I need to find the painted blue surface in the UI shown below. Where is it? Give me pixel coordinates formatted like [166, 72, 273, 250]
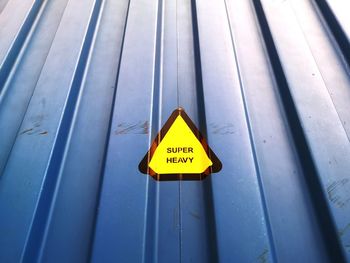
[0, 0, 349, 262]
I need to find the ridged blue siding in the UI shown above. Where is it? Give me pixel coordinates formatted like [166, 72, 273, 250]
[0, 0, 349, 262]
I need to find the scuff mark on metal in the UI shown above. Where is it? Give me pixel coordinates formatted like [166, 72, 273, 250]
[188, 211, 200, 221]
[327, 178, 350, 208]
[20, 128, 34, 135]
[209, 122, 235, 135]
[257, 248, 269, 263]
[114, 121, 149, 135]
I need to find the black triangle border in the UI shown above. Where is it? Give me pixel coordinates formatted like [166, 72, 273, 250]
[139, 108, 222, 181]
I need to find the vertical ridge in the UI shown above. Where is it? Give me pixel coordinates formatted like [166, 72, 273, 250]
[20, 1, 105, 261]
[223, 1, 278, 262]
[0, 0, 71, 176]
[190, 0, 218, 262]
[0, 0, 46, 91]
[142, 0, 164, 261]
[88, 0, 132, 261]
[312, 0, 350, 70]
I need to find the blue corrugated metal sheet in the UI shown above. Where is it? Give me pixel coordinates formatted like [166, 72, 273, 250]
[0, 0, 350, 262]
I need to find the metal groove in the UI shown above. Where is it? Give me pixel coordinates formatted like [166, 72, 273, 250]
[224, 1, 278, 262]
[251, 0, 347, 261]
[142, 0, 164, 260]
[0, 0, 71, 176]
[313, 0, 350, 69]
[190, 0, 218, 261]
[288, 3, 350, 143]
[20, 1, 105, 261]
[0, 0, 45, 91]
[88, 1, 132, 262]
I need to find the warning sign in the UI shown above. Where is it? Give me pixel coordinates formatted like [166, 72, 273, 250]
[139, 108, 222, 181]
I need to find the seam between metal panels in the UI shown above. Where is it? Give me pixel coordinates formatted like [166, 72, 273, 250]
[88, 1, 132, 261]
[0, 0, 70, 176]
[178, 181, 182, 263]
[20, 1, 105, 261]
[154, 0, 165, 261]
[155, 0, 165, 260]
[175, 0, 180, 108]
[289, 3, 350, 143]
[190, 0, 219, 262]
[251, 0, 347, 262]
[312, 0, 350, 70]
[223, 1, 277, 262]
[155, 0, 164, 258]
[0, 0, 46, 91]
[153, 183, 160, 263]
[142, 0, 164, 260]
[175, 0, 183, 261]
[0, 0, 10, 15]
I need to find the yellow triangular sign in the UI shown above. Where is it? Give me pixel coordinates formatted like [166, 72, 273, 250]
[139, 108, 222, 181]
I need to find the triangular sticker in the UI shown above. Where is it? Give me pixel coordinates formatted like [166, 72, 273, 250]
[139, 108, 222, 181]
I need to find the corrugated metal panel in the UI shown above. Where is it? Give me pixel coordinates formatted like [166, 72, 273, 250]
[0, 0, 349, 262]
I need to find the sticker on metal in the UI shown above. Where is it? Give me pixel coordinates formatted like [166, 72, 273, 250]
[139, 108, 222, 181]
